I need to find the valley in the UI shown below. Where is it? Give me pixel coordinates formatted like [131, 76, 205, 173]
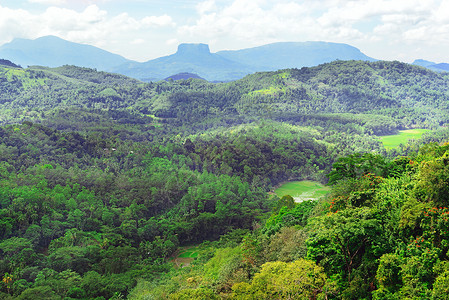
[379, 128, 431, 149]
[274, 181, 330, 202]
[0, 36, 376, 82]
[0, 58, 449, 299]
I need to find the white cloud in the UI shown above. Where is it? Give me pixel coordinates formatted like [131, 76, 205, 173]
[0, 4, 178, 61]
[142, 15, 175, 27]
[2, 0, 449, 63]
[176, 0, 449, 62]
[166, 38, 179, 45]
[131, 38, 145, 45]
[196, 0, 216, 15]
[179, 0, 309, 47]
[434, 1, 449, 23]
[28, 0, 66, 5]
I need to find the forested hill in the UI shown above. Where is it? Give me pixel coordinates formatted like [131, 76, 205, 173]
[0, 59, 21, 68]
[1, 60, 449, 135]
[2, 58, 449, 299]
[0, 37, 375, 81]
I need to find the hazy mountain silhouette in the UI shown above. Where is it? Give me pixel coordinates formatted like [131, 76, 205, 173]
[0, 36, 131, 69]
[113, 43, 256, 82]
[164, 72, 205, 81]
[216, 41, 376, 70]
[413, 59, 449, 73]
[0, 36, 380, 81]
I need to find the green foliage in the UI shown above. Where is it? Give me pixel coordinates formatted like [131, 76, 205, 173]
[414, 151, 449, 205]
[0, 118, 280, 298]
[189, 122, 332, 186]
[169, 287, 219, 300]
[264, 200, 317, 235]
[274, 195, 295, 212]
[327, 152, 385, 184]
[376, 253, 403, 291]
[328, 173, 384, 211]
[379, 129, 430, 149]
[307, 207, 382, 283]
[432, 271, 449, 299]
[16, 286, 60, 300]
[1, 60, 449, 141]
[202, 247, 244, 289]
[231, 259, 331, 299]
[1, 60, 449, 299]
[274, 181, 330, 202]
[399, 198, 429, 232]
[263, 227, 308, 262]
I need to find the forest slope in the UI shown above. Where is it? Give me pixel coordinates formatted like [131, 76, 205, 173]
[1, 58, 449, 299]
[0, 60, 448, 135]
[0, 37, 375, 81]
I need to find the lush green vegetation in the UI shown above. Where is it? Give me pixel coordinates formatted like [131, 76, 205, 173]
[1, 60, 449, 134]
[0, 60, 449, 298]
[380, 129, 431, 149]
[128, 141, 449, 299]
[274, 180, 330, 201]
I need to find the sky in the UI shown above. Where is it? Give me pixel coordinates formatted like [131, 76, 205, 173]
[0, 0, 448, 63]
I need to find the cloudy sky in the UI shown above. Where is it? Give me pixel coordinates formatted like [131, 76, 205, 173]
[1, 0, 448, 63]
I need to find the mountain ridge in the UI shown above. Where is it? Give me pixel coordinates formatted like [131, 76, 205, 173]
[216, 41, 376, 70]
[1, 59, 448, 132]
[412, 59, 449, 72]
[0, 35, 133, 70]
[112, 43, 256, 82]
[0, 36, 380, 81]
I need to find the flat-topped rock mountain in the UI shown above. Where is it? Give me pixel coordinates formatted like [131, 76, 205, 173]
[112, 43, 256, 82]
[0, 36, 379, 81]
[176, 43, 211, 57]
[113, 41, 378, 82]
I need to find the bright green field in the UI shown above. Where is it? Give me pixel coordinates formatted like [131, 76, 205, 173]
[178, 246, 201, 258]
[170, 246, 202, 268]
[275, 180, 330, 202]
[379, 129, 430, 149]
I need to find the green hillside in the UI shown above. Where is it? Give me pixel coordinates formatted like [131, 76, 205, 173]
[2, 60, 449, 134]
[1, 60, 449, 299]
[380, 129, 431, 149]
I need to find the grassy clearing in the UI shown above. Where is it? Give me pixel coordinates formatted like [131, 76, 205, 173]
[379, 129, 430, 149]
[275, 180, 330, 202]
[178, 246, 201, 258]
[249, 86, 286, 96]
[170, 246, 202, 268]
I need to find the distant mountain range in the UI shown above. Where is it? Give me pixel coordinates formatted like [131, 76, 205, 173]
[216, 42, 376, 70]
[0, 36, 130, 70]
[412, 59, 449, 72]
[0, 35, 379, 81]
[112, 43, 256, 82]
[164, 72, 206, 81]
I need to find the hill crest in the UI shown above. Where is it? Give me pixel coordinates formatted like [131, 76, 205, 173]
[1, 36, 377, 81]
[0, 35, 132, 70]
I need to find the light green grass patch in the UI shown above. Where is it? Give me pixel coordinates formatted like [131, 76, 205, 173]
[379, 129, 430, 149]
[275, 180, 330, 202]
[0, 68, 46, 89]
[275, 71, 290, 79]
[170, 245, 202, 268]
[249, 86, 286, 96]
[178, 246, 201, 258]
